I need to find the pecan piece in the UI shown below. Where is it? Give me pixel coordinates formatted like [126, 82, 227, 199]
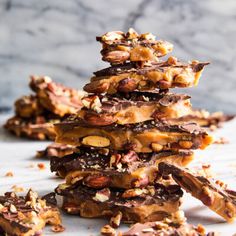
[117, 78, 137, 93]
[83, 82, 109, 94]
[83, 175, 111, 189]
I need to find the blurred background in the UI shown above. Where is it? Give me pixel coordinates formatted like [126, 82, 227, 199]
[0, 0, 235, 113]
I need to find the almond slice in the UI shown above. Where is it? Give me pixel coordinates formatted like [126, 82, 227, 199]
[82, 135, 110, 147]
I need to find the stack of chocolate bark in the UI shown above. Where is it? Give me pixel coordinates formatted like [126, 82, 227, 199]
[51, 28, 215, 228]
[4, 76, 84, 140]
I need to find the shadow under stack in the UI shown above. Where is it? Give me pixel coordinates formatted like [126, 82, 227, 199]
[51, 29, 213, 225]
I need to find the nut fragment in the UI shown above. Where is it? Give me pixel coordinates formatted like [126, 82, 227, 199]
[103, 51, 129, 64]
[179, 141, 193, 149]
[139, 33, 156, 41]
[102, 31, 125, 42]
[151, 143, 163, 152]
[130, 46, 154, 61]
[132, 176, 149, 188]
[84, 82, 109, 94]
[84, 175, 111, 188]
[200, 186, 214, 206]
[10, 204, 17, 213]
[37, 163, 46, 170]
[101, 224, 116, 236]
[121, 151, 138, 164]
[93, 188, 111, 202]
[122, 188, 147, 198]
[110, 211, 122, 228]
[117, 78, 137, 93]
[81, 135, 110, 147]
[167, 56, 178, 65]
[5, 171, 14, 177]
[110, 154, 122, 168]
[126, 28, 139, 39]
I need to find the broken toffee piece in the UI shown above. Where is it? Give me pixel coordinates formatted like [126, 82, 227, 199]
[30, 75, 84, 117]
[79, 91, 192, 125]
[158, 162, 236, 222]
[121, 220, 216, 236]
[15, 95, 44, 118]
[4, 116, 57, 140]
[84, 60, 209, 94]
[54, 120, 213, 153]
[175, 109, 235, 129]
[37, 143, 78, 158]
[50, 148, 194, 188]
[0, 190, 62, 236]
[55, 182, 183, 223]
[97, 29, 173, 64]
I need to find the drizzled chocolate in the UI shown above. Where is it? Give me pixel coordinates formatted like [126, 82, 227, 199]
[84, 92, 190, 114]
[58, 117, 205, 134]
[50, 147, 193, 175]
[93, 61, 209, 78]
[56, 182, 183, 207]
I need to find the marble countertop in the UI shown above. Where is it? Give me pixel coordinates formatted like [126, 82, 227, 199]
[1, 0, 236, 113]
[1, 113, 236, 235]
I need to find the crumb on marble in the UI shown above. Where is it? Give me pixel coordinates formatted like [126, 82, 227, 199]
[37, 163, 46, 170]
[213, 137, 229, 144]
[27, 163, 35, 168]
[11, 185, 25, 192]
[5, 171, 13, 177]
[51, 224, 65, 233]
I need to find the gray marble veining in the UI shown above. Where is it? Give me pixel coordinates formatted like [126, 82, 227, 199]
[0, 0, 235, 112]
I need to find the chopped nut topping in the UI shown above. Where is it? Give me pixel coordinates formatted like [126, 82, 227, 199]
[101, 224, 116, 236]
[122, 188, 148, 198]
[93, 188, 110, 202]
[110, 211, 122, 228]
[9, 204, 17, 213]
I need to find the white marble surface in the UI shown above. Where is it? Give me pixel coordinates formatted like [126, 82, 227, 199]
[1, 113, 236, 235]
[0, 0, 236, 112]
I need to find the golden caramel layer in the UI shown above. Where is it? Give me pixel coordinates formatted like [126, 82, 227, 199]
[84, 60, 208, 94]
[54, 122, 213, 153]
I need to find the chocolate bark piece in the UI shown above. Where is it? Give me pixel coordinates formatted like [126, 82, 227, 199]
[158, 162, 236, 222]
[79, 92, 192, 125]
[97, 29, 173, 64]
[30, 75, 84, 117]
[4, 115, 57, 140]
[55, 182, 183, 223]
[121, 220, 216, 236]
[50, 148, 194, 188]
[83, 60, 209, 94]
[174, 109, 235, 129]
[37, 143, 78, 158]
[54, 119, 213, 153]
[15, 95, 44, 118]
[0, 190, 62, 236]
